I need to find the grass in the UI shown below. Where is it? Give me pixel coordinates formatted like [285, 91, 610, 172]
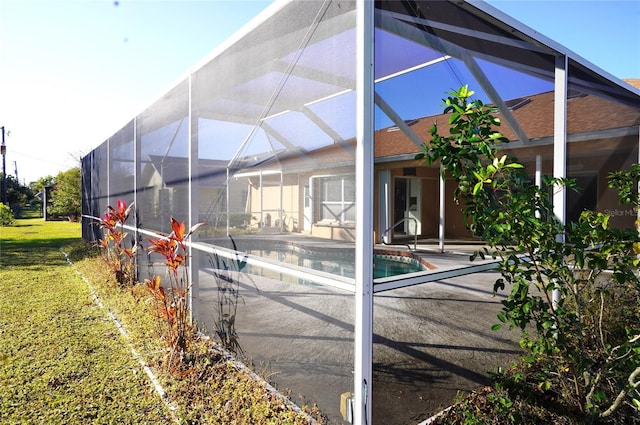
[0, 218, 169, 424]
[0, 217, 321, 424]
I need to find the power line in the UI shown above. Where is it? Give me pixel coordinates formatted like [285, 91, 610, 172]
[10, 149, 74, 168]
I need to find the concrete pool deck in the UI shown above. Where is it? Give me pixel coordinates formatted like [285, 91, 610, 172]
[194, 236, 521, 424]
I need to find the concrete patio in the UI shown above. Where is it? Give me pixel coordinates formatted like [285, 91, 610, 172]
[194, 238, 521, 424]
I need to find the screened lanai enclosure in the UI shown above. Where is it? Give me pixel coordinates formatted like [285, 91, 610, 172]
[81, 1, 640, 423]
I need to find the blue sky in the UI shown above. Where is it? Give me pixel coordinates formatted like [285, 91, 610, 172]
[0, 0, 638, 184]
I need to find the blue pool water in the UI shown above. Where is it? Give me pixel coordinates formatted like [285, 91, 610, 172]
[372, 256, 426, 278]
[245, 248, 426, 279]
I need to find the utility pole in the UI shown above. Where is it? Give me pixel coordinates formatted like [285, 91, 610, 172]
[1, 126, 6, 205]
[13, 161, 18, 182]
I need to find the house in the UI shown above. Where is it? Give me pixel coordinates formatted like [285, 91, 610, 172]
[230, 84, 640, 244]
[373, 85, 640, 241]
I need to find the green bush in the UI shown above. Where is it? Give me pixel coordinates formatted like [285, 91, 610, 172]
[418, 86, 640, 424]
[47, 167, 81, 219]
[0, 203, 14, 226]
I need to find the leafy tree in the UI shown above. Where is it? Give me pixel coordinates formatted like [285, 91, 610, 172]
[417, 86, 639, 423]
[1, 173, 35, 206]
[29, 175, 54, 196]
[26, 175, 54, 216]
[48, 167, 81, 219]
[1, 173, 36, 217]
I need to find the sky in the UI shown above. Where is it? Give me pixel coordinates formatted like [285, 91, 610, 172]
[0, 0, 638, 185]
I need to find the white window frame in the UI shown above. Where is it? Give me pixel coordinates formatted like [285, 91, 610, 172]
[318, 174, 356, 224]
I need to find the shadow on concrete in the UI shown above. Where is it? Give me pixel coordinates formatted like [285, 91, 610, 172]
[195, 246, 521, 425]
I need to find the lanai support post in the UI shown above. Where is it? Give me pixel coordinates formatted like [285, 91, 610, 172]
[188, 74, 200, 322]
[378, 169, 391, 243]
[439, 164, 445, 252]
[134, 118, 141, 282]
[106, 138, 111, 210]
[259, 170, 263, 231]
[355, 0, 374, 423]
[280, 171, 284, 232]
[553, 55, 568, 308]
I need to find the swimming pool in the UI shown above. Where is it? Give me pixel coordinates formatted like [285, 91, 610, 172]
[244, 246, 430, 279]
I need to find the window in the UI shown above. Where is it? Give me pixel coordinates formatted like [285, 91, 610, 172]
[319, 175, 355, 223]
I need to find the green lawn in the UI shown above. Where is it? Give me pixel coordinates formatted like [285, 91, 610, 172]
[0, 218, 320, 425]
[0, 218, 171, 424]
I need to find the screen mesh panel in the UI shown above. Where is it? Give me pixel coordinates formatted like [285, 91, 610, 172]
[79, 1, 640, 422]
[80, 141, 109, 244]
[566, 74, 640, 229]
[197, 252, 354, 423]
[81, 152, 98, 241]
[93, 141, 109, 216]
[137, 81, 189, 234]
[190, 2, 357, 421]
[192, 0, 357, 248]
[108, 121, 135, 207]
[372, 277, 521, 424]
[373, 0, 559, 144]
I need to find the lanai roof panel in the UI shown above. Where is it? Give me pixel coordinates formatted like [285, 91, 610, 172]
[95, 1, 640, 178]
